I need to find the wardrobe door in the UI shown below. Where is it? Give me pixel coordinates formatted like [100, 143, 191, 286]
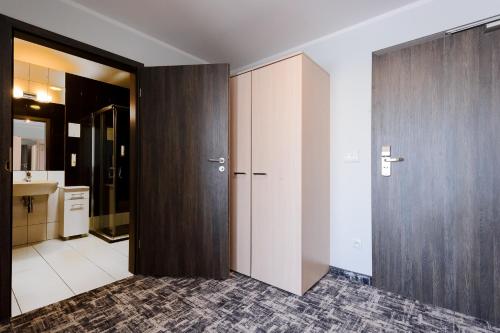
[251, 56, 303, 294]
[230, 73, 252, 275]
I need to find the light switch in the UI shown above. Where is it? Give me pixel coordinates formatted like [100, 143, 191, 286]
[71, 154, 77, 167]
[344, 151, 360, 163]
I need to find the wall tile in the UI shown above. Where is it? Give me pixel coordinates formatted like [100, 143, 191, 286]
[13, 60, 29, 80]
[29, 64, 49, 84]
[28, 195, 48, 225]
[28, 224, 46, 244]
[47, 171, 65, 223]
[13, 226, 28, 247]
[29, 171, 48, 180]
[12, 197, 27, 228]
[47, 222, 59, 240]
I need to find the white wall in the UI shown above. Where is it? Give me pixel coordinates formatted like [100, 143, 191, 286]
[0, 0, 205, 66]
[235, 0, 500, 276]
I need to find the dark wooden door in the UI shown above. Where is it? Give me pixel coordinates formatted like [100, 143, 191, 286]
[373, 26, 500, 325]
[0, 15, 12, 321]
[139, 64, 229, 279]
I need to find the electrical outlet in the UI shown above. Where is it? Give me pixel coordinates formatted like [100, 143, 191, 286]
[353, 239, 362, 249]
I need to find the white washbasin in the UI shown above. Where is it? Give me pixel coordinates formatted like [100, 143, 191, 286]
[13, 180, 59, 197]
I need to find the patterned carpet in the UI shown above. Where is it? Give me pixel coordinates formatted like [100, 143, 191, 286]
[1, 269, 499, 332]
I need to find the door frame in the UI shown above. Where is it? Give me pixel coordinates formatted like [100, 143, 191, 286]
[0, 13, 143, 320]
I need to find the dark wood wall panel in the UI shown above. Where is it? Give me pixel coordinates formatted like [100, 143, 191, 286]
[139, 64, 229, 279]
[372, 26, 500, 325]
[65, 73, 129, 187]
[0, 15, 13, 321]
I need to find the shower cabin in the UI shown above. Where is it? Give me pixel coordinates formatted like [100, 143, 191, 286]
[90, 105, 130, 242]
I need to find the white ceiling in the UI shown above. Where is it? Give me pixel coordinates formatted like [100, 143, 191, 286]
[70, 0, 417, 69]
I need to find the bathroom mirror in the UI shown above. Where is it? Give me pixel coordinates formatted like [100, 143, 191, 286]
[13, 118, 48, 171]
[12, 98, 66, 170]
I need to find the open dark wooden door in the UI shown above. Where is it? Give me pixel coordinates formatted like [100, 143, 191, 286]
[0, 15, 13, 321]
[138, 64, 229, 279]
[372, 25, 500, 325]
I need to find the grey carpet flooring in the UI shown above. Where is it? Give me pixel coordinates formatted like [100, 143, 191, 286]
[1, 269, 499, 332]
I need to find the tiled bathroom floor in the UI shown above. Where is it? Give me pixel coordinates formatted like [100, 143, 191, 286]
[11, 235, 131, 316]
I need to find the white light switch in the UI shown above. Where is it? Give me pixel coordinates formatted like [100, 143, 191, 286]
[344, 151, 360, 163]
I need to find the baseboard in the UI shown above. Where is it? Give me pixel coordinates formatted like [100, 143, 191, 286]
[329, 266, 372, 285]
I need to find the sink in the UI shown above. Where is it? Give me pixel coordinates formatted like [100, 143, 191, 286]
[13, 181, 59, 197]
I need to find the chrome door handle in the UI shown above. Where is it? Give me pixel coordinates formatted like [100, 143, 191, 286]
[383, 157, 404, 162]
[381, 145, 404, 177]
[208, 157, 225, 164]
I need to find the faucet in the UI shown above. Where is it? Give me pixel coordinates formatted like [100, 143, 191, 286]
[25, 170, 32, 183]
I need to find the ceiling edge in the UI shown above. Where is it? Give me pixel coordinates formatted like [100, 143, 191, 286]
[231, 0, 430, 74]
[61, 0, 208, 64]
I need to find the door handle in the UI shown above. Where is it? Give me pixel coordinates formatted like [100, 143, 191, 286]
[381, 145, 404, 177]
[208, 157, 225, 164]
[383, 157, 404, 163]
[4, 147, 12, 172]
[234, 172, 247, 175]
[253, 172, 267, 175]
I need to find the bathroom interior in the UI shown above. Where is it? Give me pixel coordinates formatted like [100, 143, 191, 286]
[11, 37, 132, 315]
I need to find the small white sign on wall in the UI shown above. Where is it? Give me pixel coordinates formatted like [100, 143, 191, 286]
[68, 123, 81, 138]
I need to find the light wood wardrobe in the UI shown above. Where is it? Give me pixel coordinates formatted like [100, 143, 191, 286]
[230, 53, 330, 295]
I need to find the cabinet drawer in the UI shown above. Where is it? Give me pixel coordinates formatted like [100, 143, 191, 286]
[66, 199, 88, 211]
[62, 201, 89, 237]
[64, 191, 89, 201]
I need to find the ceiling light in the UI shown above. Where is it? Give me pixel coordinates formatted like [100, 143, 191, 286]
[49, 86, 62, 91]
[36, 91, 52, 103]
[13, 87, 23, 99]
[29, 105, 40, 110]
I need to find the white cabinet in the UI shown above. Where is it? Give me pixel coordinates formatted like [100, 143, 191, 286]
[58, 186, 90, 238]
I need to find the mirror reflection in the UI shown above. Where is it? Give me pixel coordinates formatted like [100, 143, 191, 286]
[13, 118, 47, 171]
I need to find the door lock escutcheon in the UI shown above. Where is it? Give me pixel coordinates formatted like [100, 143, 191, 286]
[381, 145, 404, 176]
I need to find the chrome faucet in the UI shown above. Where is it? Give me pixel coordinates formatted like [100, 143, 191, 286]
[25, 170, 32, 183]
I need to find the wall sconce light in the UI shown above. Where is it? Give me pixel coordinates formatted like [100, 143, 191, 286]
[36, 91, 52, 103]
[13, 86, 23, 99]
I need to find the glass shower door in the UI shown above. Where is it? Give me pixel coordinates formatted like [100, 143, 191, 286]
[91, 105, 130, 242]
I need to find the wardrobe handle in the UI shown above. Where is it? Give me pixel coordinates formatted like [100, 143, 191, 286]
[234, 172, 247, 175]
[252, 172, 267, 176]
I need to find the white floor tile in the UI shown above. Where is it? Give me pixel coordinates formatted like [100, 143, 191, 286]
[109, 239, 129, 257]
[66, 236, 132, 280]
[33, 240, 115, 294]
[12, 246, 73, 313]
[12, 235, 131, 314]
[11, 291, 21, 317]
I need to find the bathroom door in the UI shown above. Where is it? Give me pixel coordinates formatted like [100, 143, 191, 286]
[138, 64, 229, 279]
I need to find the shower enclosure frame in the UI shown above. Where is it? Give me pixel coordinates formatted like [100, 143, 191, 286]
[91, 104, 130, 242]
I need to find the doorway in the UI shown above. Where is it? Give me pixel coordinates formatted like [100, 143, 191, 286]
[0, 14, 141, 320]
[1, 13, 230, 322]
